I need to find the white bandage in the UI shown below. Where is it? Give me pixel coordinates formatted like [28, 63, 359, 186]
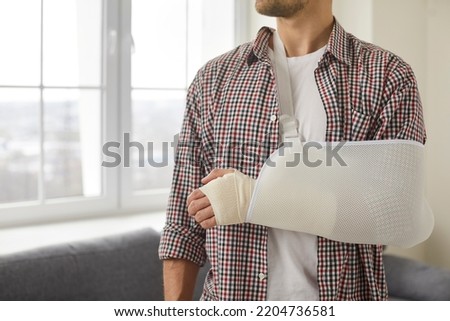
[199, 171, 255, 226]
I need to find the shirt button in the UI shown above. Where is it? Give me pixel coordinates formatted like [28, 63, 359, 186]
[258, 273, 267, 281]
[270, 115, 277, 122]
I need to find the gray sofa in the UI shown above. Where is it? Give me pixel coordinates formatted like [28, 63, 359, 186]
[0, 228, 449, 300]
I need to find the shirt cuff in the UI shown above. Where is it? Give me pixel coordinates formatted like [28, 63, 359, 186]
[158, 222, 206, 266]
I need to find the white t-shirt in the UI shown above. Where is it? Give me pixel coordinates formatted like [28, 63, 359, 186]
[266, 45, 327, 301]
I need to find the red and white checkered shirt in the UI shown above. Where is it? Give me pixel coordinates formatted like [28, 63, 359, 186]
[159, 21, 426, 301]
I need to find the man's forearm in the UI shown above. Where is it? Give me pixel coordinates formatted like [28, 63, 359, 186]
[163, 259, 200, 300]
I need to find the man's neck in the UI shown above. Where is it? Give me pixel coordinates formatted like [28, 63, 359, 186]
[275, 5, 334, 57]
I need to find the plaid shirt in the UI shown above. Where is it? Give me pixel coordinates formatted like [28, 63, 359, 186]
[159, 21, 426, 301]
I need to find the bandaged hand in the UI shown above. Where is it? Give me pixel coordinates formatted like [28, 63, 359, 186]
[187, 168, 234, 229]
[187, 168, 255, 228]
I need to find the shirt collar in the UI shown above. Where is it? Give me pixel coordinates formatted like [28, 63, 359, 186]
[248, 19, 352, 66]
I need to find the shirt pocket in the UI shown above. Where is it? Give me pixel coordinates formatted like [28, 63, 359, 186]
[351, 108, 373, 141]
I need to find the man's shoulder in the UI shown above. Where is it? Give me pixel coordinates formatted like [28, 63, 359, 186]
[195, 42, 254, 81]
[346, 32, 414, 79]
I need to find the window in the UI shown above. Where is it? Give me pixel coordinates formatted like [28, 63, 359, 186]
[0, 0, 242, 226]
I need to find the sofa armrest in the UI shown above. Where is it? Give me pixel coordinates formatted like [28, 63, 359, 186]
[384, 254, 450, 300]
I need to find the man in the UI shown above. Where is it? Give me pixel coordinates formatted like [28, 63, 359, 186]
[159, 0, 426, 300]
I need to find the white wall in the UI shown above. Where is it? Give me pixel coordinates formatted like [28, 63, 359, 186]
[423, 0, 450, 269]
[247, 0, 450, 269]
